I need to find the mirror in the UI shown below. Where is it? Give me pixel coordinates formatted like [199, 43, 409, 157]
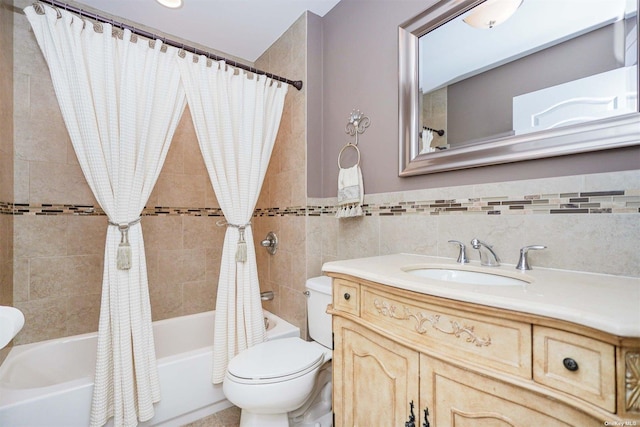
[399, 0, 640, 176]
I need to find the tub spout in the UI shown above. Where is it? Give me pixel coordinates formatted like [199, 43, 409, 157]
[260, 290, 275, 301]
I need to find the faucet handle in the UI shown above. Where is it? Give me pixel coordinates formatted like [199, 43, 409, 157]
[448, 240, 469, 264]
[516, 245, 547, 271]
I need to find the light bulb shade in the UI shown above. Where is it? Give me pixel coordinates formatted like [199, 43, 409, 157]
[463, 0, 523, 29]
[156, 0, 183, 9]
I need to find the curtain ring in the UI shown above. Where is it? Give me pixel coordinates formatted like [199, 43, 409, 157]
[337, 143, 360, 169]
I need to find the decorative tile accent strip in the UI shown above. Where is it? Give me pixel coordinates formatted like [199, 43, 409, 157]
[1, 188, 639, 217]
[0, 202, 12, 215]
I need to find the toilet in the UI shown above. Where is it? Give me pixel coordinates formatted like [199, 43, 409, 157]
[223, 276, 333, 427]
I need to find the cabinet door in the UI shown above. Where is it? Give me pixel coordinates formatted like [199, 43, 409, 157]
[333, 317, 419, 427]
[420, 355, 602, 427]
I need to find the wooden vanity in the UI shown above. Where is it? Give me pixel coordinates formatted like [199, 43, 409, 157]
[324, 255, 640, 427]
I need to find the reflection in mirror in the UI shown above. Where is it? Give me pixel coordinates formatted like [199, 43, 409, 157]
[399, 0, 640, 176]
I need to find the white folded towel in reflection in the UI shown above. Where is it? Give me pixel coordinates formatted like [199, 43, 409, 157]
[336, 164, 364, 218]
[419, 129, 434, 154]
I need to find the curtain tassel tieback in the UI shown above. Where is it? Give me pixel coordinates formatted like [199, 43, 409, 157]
[216, 219, 251, 263]
[108, 217, 142, 270]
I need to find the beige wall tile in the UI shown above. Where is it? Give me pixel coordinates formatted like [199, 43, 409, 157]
[162, 131, 185, 174]
[320, 216, 338, 259]
[379, 214, 439, 257]
[143, 216, 183, 251]
[14, 215, 68, 259]
[305, 253, 323, 279]
[67, 216, 107, 256]
[183, 216, 219, 250]
[150, 284, 183, 321]
[14, 296, 67, 344]
[183, 280, 216, 315]
[337, 216, 380, 260]
[155, 173, 207, 208]
[29, 256, 66, 299]
[583, 170, 640, 192]
[269, 248, 292, 289]
[13, 159, 29, 204]
[12, 258, 29, 303]
[524, 213, 640, 276]
[278, 285, 307, 338]
[29, 161, 95, 205]
[66, 293, 101, 336]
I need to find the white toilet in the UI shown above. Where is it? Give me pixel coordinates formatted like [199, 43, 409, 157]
[223, 276, 333, 427]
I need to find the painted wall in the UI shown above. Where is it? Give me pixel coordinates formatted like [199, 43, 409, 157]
[319, 0, 640, 197]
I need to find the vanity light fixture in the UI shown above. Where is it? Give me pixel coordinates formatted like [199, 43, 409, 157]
[463, 0, 523, 29]
[155, 0, 183, 9]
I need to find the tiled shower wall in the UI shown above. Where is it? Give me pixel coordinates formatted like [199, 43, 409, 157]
[9, 4, 310, 344]
[1, 0, 15, 363]
[254, 14, 310, 335]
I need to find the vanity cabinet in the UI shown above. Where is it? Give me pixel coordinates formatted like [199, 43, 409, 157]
[328, 275, 640, 426]
[333, 317, 419, 426]
[421, 356, 601, 426]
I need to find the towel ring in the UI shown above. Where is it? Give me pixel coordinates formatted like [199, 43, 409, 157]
[338, 143, 360, 169]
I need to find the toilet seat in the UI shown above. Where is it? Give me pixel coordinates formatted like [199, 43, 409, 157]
[227, 337, 326, 385]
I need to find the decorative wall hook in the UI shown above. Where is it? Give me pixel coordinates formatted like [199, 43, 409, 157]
[345, 109, 370, 146]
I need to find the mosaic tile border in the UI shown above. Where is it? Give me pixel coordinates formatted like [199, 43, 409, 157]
[1, 189, 638, 217]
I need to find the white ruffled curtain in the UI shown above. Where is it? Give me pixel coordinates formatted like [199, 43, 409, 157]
[25, 5, 186, 426]
[177, 56, 288, 383]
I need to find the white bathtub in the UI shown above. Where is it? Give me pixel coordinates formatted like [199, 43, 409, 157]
[0, 310, 299, 427]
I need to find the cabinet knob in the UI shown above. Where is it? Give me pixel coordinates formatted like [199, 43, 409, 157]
[343, 293, 351, 300]
[563, 357, 579, 371]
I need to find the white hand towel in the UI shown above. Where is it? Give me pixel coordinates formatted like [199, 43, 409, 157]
[336, 164, 364, 218]
[419, 129, 434, 154]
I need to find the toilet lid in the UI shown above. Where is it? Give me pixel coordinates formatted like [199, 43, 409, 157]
[227, 337, 325, 383]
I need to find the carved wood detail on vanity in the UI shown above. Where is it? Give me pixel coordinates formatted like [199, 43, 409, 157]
[373, 298, 492, 347]
[360, 284, 532, 378]
[626, 351, 640, 412]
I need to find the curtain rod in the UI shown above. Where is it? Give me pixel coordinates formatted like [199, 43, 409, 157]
[35, 0, 304, 91]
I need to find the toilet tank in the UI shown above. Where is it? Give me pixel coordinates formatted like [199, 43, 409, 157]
[306, 276, 333, 349]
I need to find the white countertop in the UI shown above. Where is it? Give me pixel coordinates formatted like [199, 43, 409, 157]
[322, 254, 640, 337]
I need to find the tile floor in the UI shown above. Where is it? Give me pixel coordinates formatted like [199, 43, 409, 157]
[182, 406, 241, 427]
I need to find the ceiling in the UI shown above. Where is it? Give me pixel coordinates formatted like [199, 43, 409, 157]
[73, 0, 341, 62]
[419, 0, 637, 92]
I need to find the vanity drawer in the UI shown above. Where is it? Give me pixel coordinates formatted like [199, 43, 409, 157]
[533, 326, 616, 412]
[360, 285, 532, 378]
[332, 279, 360, 316]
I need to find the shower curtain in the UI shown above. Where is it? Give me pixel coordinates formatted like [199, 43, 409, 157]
[177, 56, 288, 383]
[25, 5, 186, 426]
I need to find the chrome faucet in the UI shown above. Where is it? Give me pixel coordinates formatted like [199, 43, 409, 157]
[448, 240, 469, 264]
[516, 245, 546, 271]
[470, 238, 500, 267]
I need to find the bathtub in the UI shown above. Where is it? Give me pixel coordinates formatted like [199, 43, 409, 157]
[0, 310, 299, 427]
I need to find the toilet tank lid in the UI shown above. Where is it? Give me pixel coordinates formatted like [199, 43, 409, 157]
[305, 276, 332, 295]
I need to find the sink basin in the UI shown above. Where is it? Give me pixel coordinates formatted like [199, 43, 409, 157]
[405, 267, 529, 286]
[0, 306, 25, 349]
